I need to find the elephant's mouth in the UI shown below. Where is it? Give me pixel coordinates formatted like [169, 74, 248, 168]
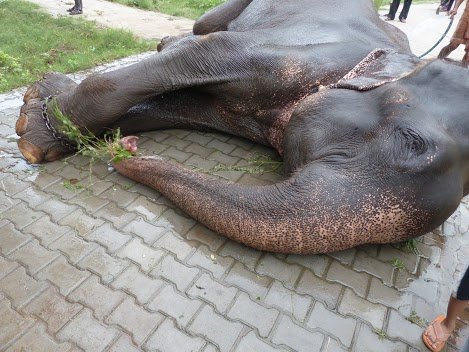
[321, 48, 423, 92]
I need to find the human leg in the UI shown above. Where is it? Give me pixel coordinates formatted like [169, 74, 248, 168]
[69, 0, 82, 15]
[386, 0, 401, 20]
[399, 0, 413, 21]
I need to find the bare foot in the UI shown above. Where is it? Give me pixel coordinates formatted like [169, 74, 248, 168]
[422, 316, 452, 352]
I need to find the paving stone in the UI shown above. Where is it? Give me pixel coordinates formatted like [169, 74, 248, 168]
[161, 146, 191, 163]
[0, 173, 30, 196]
[271, 315, 324, 352]
[185, 143, 214, 158]
[69, 193, 109, 213]
[188, 273, 238, 314]
[406, 277, 439, 304]
[206, 139, 236, 155]
[46, 179, 85, 200]
[0, 257, 18, 280]
[161, 208, 197, 235]
[0, 191, 19, 213]
[107, 297, 164, 346]
[353, 251, 394, 285]
[379, 245, 419, 273]
[12, 186, 50, 207]
[228, 292, 279, 337]
[256, 254, 302, 288]
[387, 309, 428, 349]
[0, 297, 35, 350]
[0, 222, 31, 255]
[265, 280, 312, 322]
[57, 309, 119, 351]
[68, 275, 125, 320]
[100, 185, 140, 207]
[148, 284, 203, 327]
[0, 266, 48, 308]
[367, 277, 412, 310]
[155, 232, 196, 261]
[328, 248, 357, 266]
[219, 241, 261, 270]
[23, 215, 69, 246]
[355, 324, 408, 352]
[185, 131, 214, 146]
[127, 195, 166, 222]
[95, 202, 137, 229]
[144, 318, 205, 352]
[118, 238, 165, 272]
[123, 216, 167, 245]
[296, 270, 342, 309]
[235, 331, 282, 352]
[326, 261, 370, 298]
[8, 239, 60, 274]
[187, 224, 227, 251]
[321, 337, 348, 352]
[224, 262, 271, 301]
[188, 245, 234, 280]
[87, 223, 131, 253]
[338, 289, 386, 330]
[286, 254, 329, 277]
[58, 209, 104, 237]
[36, 257, 90, 296]
[307, 302, 357, 347]
[78, 247, 128, 284]
[23, 287, 82, 333]
[1, 203, 44, 230]
[201, 343, 219, 352]
[138, 138, 170, 155]
[5, 323, 72, 352]
[111, 265, 165, 304]
[36, 198, 77, 222]
[49, 232, 97, 264]
[79, 175, 114, 195]
[189, 305, 243, 352]
[150, 254, 199, 291]
[108, 334, 140, 352]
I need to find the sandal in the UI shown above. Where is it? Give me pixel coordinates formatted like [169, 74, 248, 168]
[422, 316, 451, 352]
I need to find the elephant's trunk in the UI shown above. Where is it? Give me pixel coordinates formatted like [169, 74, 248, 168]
[113, 156, 433, 254]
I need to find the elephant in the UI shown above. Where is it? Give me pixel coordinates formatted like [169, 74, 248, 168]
[15, 0, 469, 254]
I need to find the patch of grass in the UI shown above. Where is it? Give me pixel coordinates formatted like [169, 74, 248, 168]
[0, 0, 154, 93]
[391, 258, 406, 271]
[50, 98, 134, 163]
[62, 178, 85, 191]
[373, 328, 387, 340]
[210, 153, 283, 175]
[401, 238, 421, 255]
[407, 310, 428, 327]
[106, 0, 224, 19]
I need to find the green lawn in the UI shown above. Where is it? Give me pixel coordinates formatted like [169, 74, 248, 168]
[106, 0, 224, 19]
[0, 0, 155, 93]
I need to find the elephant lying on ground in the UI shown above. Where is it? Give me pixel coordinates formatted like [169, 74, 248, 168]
[16, 0, 469, 254]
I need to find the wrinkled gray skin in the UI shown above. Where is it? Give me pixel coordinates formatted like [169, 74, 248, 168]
[17, 0, 469, 254]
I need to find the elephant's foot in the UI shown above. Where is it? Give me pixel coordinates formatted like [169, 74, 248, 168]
[17, 74, 81, 163]
[17, 96, 77, 164]
[23, 72, 77, 104]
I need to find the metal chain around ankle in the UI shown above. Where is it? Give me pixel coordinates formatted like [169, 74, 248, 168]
[41, 96, 76, 150]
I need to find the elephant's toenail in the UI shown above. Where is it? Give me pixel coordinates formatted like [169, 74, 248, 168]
[18, 138, 45, 164]
[15, 113, 28, 136]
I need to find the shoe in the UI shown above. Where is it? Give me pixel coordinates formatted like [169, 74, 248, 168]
[69, 8, 82, 15]
[384, 15, 393, 21]
[66, 6, 75, 12]
[399, 18, 406, 23]
[422, 316, 451, 352]
[436, 6, 441, 14]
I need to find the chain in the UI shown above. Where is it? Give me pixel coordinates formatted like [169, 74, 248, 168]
[41, 96, 76, 150]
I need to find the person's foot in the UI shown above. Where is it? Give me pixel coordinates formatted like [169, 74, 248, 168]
[66, 6, 75, 12]
[399, 18, 406, 23]
[384, 15, 393, 21]
[422, 316, 452, 352]
[69, 8, 82, 15]
[436, 6, 441, 15]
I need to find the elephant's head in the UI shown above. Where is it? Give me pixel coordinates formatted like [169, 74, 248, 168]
[283, 53, 468, 249]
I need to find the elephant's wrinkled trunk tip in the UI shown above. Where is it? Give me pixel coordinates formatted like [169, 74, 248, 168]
[120, 135, 139, 154]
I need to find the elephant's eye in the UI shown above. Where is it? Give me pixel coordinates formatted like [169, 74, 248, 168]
[400, 127, 427, 155]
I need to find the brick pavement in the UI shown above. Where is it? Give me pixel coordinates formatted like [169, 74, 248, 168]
[1, 11, 469, 352]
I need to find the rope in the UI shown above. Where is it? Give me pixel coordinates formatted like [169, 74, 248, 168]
[418, 17, 454, 58]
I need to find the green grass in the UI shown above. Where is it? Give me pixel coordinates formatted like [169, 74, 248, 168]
[0, 0, 155, 93]
[106, 0, 224, 19]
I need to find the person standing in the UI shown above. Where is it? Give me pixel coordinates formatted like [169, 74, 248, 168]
[438, 0, 469, 62]
[422, 266, 469, 352]
[384, 0, 413, 23]
[67, 0, 83, 15]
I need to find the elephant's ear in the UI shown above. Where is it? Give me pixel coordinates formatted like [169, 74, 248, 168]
[329, 49, 423, 91]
